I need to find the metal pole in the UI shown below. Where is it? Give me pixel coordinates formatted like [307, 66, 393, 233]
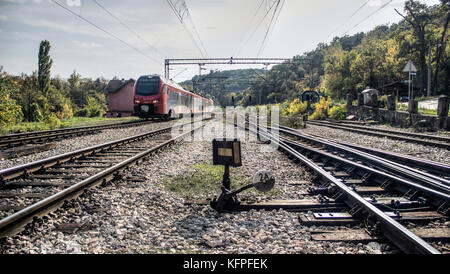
[428, 40, 432, 97]
[408, 73, 411, 100]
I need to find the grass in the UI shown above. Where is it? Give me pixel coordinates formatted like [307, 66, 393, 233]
[0, 116, 141, 135]
[164, 163, 281, 199]
[60, 116, 140, 127]
[395, 104, 446, 116]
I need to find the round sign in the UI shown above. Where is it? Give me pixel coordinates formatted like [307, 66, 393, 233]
[252, 170, 275, 193]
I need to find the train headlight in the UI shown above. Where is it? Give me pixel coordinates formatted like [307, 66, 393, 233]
[135, 100, 141, 104]
[152, 100, 159, 104]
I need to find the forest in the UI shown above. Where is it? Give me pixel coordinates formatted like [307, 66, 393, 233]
[192, 0, 450, 107]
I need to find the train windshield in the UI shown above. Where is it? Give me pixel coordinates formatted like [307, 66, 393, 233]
[136, 77, 160, 96]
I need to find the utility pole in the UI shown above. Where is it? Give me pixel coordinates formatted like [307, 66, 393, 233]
[427, 40, 431, 97]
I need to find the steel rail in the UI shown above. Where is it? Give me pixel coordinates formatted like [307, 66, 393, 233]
[300, 130, 450, 176]
[312, 120, 450, 143]
[278, 136, 450, 200]
[0, 120, 211, 238]
[244, 120, 441, 254]
[0, 119, 203, 183]
[275, 125, 450, 190]
[307, 120, 450, 149]
[0, 120, 155, 147]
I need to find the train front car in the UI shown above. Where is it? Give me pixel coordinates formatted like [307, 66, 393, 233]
[133, 75, 166, 119]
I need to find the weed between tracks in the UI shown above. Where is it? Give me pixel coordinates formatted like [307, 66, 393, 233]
[164, 163, 281, 199]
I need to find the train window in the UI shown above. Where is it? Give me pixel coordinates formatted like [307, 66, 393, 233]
[136, 77, 160, 96]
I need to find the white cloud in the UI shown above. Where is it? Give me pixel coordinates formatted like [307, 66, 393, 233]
[1, 0, 31, 4]
[368, 0, 383, 7]
[22, 18, 111, 39]
[0, 14, 7, 21]
[0, 0, 43, 3]
[73, 40, 103, 49]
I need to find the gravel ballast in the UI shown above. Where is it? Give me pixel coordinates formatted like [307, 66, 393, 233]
[302, 124, 450, 165]
[0, 119, 398, 254]
[0, 121, 177, 170]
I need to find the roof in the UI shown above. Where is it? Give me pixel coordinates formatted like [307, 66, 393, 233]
[361, 89, 379, 94]
[104, 79, 135, 93]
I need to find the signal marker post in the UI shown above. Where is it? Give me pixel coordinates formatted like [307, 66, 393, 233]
[403, 60, 417, 100]
[210, 139, 275, 212]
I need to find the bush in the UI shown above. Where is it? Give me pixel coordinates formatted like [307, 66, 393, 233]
[328, 105, 347, 120]
[57, 103, 73, 119]
[309, 97, 332, 120]
[0, 72, 23, 127]
[74, 108, 89, 117]
[85, 97, 105, 117]
[281, 99, 308, 116]
[43, 112, 61, 129]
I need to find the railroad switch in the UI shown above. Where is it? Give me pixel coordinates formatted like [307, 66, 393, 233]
[210, 139, 275, 212]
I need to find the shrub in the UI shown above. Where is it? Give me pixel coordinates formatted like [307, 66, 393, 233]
[85, 97, 105, 117]
[74, 108, 89, 117]
[281, 99, 308, 116]
[309, 97, 332, 120]
[328, 105, 347, 120]
[57, 103, 73, 119]
[287, 99, 308, 116]
[43, 112, 61, 129]
[0, 72, 23, 127]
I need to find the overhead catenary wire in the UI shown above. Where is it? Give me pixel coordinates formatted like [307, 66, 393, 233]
[166, 0, 209, 58]
[50, 0, 163, 66]
[342, 0, 394, 36]
[91, 0, 168, 60]
[257, 0, 285, 57]
[326, 0, 371, 40]
[235, 0, 280, 57]
[233, 0, 266, 57]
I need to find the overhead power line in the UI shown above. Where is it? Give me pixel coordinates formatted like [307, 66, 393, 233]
[235, 0, 280, 57]
[342, 0, 394, 36]
[91, 0, 168, 60]
[257, 0, 285, 57]
[166, 0, 209, 58]
[326, 0, 371, 40]
[50, 0, 163, 66]
[233, 0, 265, 57]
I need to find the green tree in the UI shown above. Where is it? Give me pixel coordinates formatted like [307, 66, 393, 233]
[38, 40, 53, 96]
[0, 70, 23, 127]
[395, 0, 432, 97]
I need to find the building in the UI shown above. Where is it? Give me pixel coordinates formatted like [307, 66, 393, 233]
[104, 79, 135, 118]
[377, 82, 418, 102]
[361, 88, 380, 105]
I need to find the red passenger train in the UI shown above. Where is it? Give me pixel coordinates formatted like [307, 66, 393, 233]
[133, 75, 214, 119]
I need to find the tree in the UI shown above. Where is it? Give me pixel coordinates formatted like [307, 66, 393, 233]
[38, 40, 53, 96]
[395, 0, 432, 97]
[0, 69, 23, 127]
[433, 0, 450, 94]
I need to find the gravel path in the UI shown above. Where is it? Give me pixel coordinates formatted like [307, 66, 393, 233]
[303, 124, 450, 165]
[0, 120, 177, 170]
[0, 120, 395, 254]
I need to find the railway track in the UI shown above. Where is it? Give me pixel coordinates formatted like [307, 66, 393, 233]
[0, 119, 156, 149]
[0, 117, 212, 238]
[307, 120, 450, 150]
[237, 114, 449, 254]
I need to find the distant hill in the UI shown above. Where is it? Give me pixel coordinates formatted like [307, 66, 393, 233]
[180, 68, 266, 107]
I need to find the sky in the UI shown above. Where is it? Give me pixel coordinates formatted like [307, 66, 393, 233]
[0, 0, 442, 81]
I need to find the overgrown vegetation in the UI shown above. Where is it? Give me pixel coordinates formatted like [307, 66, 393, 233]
[165, 163, 280, 198]
[185, 1, 449, 108]
[0, 40, 110, 132]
